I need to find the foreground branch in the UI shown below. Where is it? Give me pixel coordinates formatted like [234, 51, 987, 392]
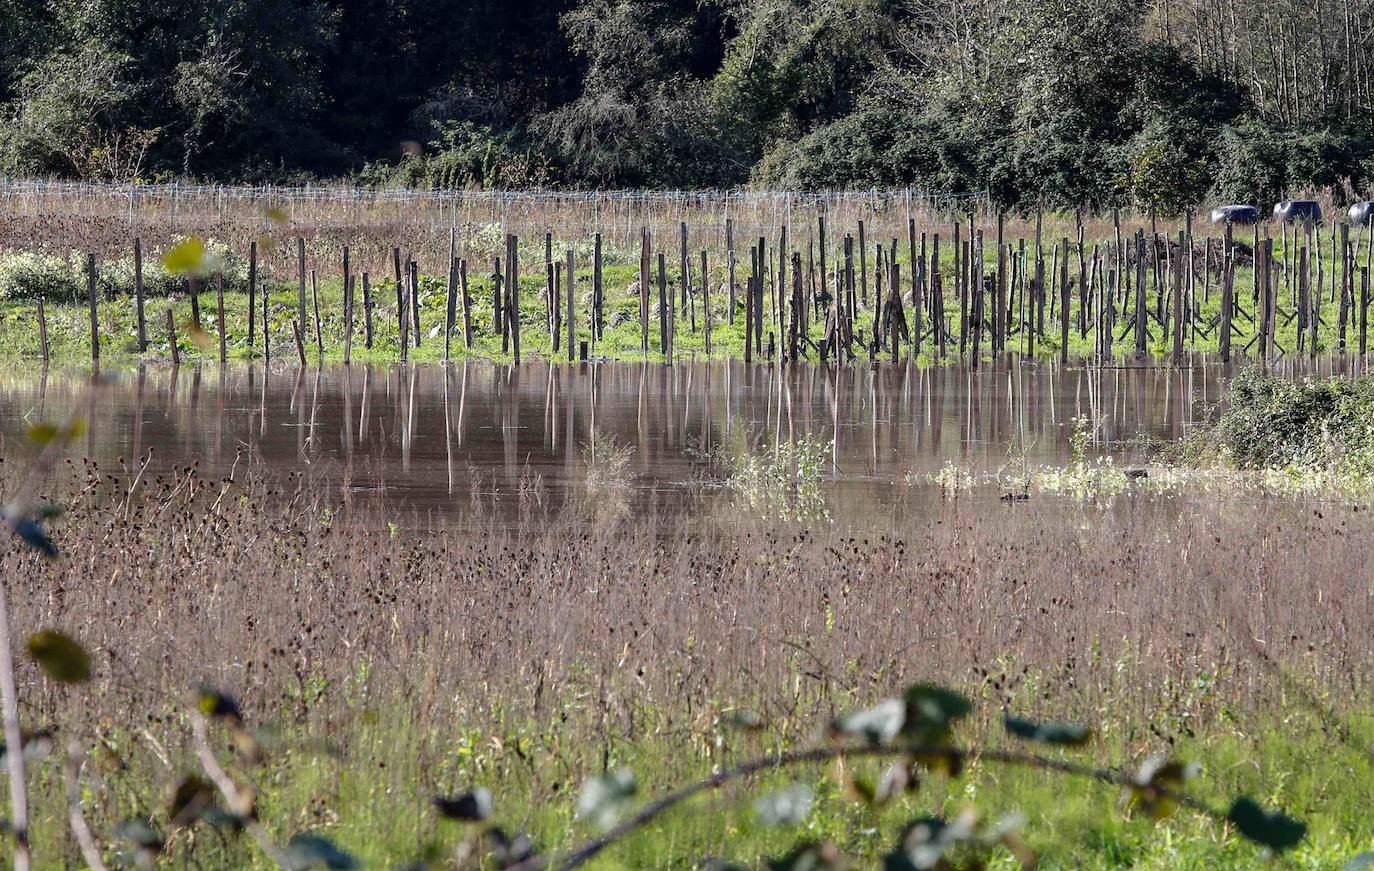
[512, 743, 1222, 871]
[189, 710, 289, 869]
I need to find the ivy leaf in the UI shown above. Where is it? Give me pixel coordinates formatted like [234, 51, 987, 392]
[115, 817, 163, 852]
[11, 517, 58, 558]
[26, 629, 91, 682]
[182, 319, 215, 351]
[755, 783, 813, 827]
[282, 833, 361, 870]
[163, 238, 209, 276]
[1227, 797, 1307, 852]
[195, 684, 244, 722]
[874, 761, 917, 805]
[1122, 754, 1199, 821]
[576, 768, 636, 831]
[900, 685, 971, 746]
[25, 422, 60, 445]
[831, 698, 904, 746]
[890, 813, 977, 870]
[264, 206, 290, 226]
[723, 709, 765, 732]
[766, 840, 847, 871]
[431, 788, 492, 822]
[167, 774, 216, 824]
[1003, 714, 1092, 747]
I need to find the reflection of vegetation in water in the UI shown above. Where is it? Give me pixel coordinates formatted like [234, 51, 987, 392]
[1037, 416, 1130, 500]
[724, 434, 832, 522]
[1159, 368, 1374, 497]
[581, 431, 635, 510]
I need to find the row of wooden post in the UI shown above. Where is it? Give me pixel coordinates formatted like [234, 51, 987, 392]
[54, 216, 1374, 367]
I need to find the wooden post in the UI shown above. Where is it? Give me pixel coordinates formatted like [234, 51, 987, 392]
[393, 248, 406, 354]
[87, 253, 99, 363]
[680, 221, 690, 318]
[262, 283, 270, 363]
[726, 218, 736, 325]
[702, 249, 711, 355]
[1362, 267, 1369, 355]
[409, 258, 422, 348]
[1220, 229, 1234, 362]
[593, 233, 604, 341]
[37, 298, 49, 364]
[292, 320, 307, 365]
[312, 269, 324, 360]
[493, 257, 504, 341]
[1171, 232, 1184, 364]
[858, 219, 868, 308]
[297, 238, 308, 343]
[547, 260, 558, 350]
[445, 252, 458, 361]
[247, 239, 257, 348]
[344, 276, 354, 365]
[134, 238, 147, 351]
[190, 275, 201, 329]
[745, 249, 755, 363]
[166, 308, 178, 366]
[1061, 238, 1071, 363]
[362, 272, 374, 349]
[1134, 232, 1147, 356]
[460, 260, 472, 349]
[657, 251, 669, 361]
[509, 234, 521, 365]
[640, 228, 650, 356]
[216, 271, 226, 363]
[566, 248, 575, 362]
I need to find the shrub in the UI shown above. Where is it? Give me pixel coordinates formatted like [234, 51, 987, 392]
[1216, 369, 1374, 473]
[0, 252, 84, 301]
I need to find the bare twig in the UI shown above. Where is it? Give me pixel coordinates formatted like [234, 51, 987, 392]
[510, 743, 1223, 871]
[0, 584, 31, 871]
[189, 710, 288, 869]
[64, 741, 108, 871]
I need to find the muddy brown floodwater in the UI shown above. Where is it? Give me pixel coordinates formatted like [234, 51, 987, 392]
[0, 357, 1345, 521]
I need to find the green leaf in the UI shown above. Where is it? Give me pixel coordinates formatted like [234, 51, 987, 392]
[195, 684, 244, 721]
[1227, 796, 1307, 852]
[431, 788, 492, 821]
[755, 783, 813, 827]
[167, 774, 216, 823]
[163, 237, 208, 276]
[1122, 754, 1199, 821]
[115, 817, 163, 851]
[831, 697, 904, 745]
[1003, 714, 1092, 747]
[900, 685, 971, 746]
[576, 768, 636, 831]
[26, 629, 91, 683]
[25, 422, 59, 445]
[283, 833, 361, 870]
[766, 840, 847, 871]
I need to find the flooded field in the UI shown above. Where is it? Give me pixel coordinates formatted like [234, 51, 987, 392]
[0, 358, 1258, 519]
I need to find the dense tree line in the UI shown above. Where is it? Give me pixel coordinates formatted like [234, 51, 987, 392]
[4, 0, 1374, 210]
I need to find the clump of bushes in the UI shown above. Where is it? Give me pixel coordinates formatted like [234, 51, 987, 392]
[1216, 369, 1374, 474]
[0, 239, 251, 301]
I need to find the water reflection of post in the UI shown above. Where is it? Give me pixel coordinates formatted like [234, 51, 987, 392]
[563, 365, 575, 489]
[443, 364, 453, 495]
[291, 365, 305, 457]
[636, 361, 647, 460]
[403, 363, 416, 472]
[307, 365, 321, 458]
[829, 365, 840, 474]
[457, 361, 468, 449]
[343, 364, 354, 460]
[214, 362, 224, 464]
[544, 363, 555, 451]
[132, 364, 145, 463]
[359, 365, 372, 443]
[187, 365, 202, 458]
[503, 365, 519, 491]
[259, 363, 268, 440]
[37, 363, 48, 420]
